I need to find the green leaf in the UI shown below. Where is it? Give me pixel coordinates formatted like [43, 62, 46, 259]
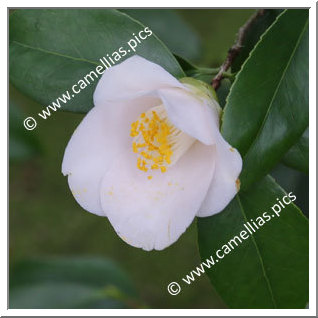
[222, 9, 309, 190]
[271, 163, 308, 216]
[174, 54, 199, 74]
[197, 176, 308, 308]
[216, 78, 232, 108]
[120, 9, 202, 61]
[10, 257, 140, 309]
[283, 128, 308, 174]
[232, 9, 283, 72]
[9, 9, 184, 113]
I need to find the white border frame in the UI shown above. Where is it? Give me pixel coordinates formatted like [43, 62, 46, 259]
[3, 1, 316, 316]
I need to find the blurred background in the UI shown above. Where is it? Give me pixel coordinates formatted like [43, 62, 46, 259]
[9, 9, 308, 309]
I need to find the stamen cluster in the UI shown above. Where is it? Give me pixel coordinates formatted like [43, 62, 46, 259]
[130, 110, 173, 174]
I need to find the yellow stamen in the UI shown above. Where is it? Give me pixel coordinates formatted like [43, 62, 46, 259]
[130, 109, 174, 175]
[130, 105, 195, 178]
[132, 142, 138, 153]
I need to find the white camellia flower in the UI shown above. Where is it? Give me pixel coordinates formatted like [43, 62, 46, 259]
[62, 55, 242, 251]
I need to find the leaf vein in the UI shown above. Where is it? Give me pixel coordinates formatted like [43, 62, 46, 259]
[243, 17, 309, 159]
[236, 195, 277, 308]
[11, 40, 99, 66]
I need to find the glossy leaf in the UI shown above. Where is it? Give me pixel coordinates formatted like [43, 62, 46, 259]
[222, 9, 309, 190]
[232, 9, 282, 72]
[121, 9, 202, 61]
[174, 54, 198, 74]
[216, 79, 232, 108]
[271, 163, 309, 217]
[9, 9, 184, 113]
[198, 176, 308, 308]
[283, 127, 309, 174]
[10, 257, 139, 309]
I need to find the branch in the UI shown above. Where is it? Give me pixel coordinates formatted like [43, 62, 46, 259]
[212, 9, 265, 90]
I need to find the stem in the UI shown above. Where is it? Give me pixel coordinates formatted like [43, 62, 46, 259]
[212, 9, 265, 90]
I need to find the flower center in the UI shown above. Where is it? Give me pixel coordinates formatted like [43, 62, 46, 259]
[130, 105, 195, 174]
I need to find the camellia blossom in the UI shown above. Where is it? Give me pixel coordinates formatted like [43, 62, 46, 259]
[62, 55, 242, 251]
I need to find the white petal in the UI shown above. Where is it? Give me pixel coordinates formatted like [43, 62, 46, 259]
[197, 132, 243, 217]
[100, 142, 216, 251]
[62, 96, 159, 216]
[157, 87, 220, 145]
[93, 55, 183, 105]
